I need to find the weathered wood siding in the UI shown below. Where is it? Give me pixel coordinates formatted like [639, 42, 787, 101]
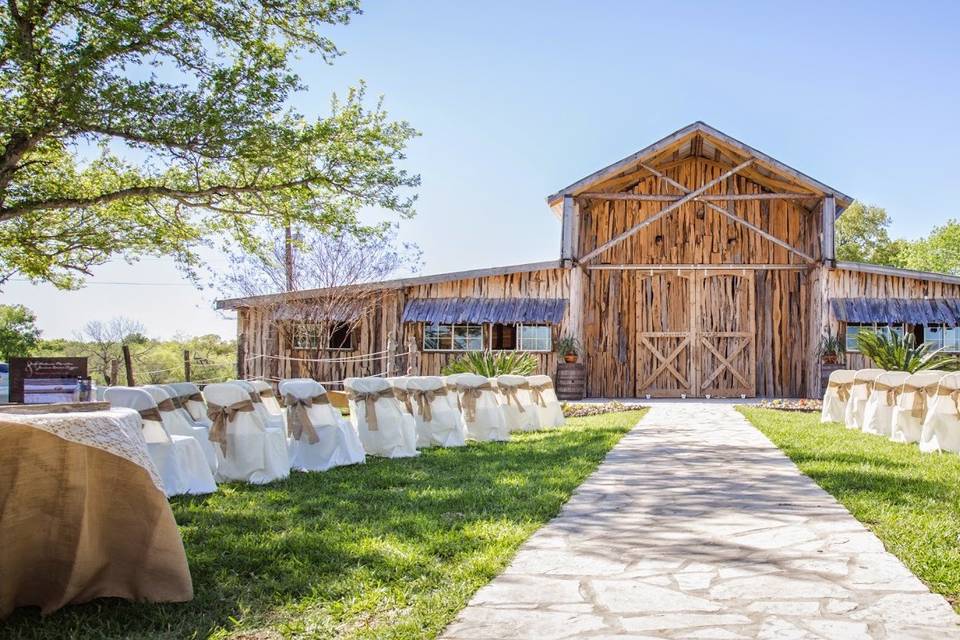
[237, 267, 569, 387]
[827, 268, 960, 370]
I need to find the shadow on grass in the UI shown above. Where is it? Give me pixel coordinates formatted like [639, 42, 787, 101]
[1, 411, 644, 640]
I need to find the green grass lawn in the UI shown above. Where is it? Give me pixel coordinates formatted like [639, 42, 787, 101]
[739, 407, 960, 611]
[2, 410, 644, 640]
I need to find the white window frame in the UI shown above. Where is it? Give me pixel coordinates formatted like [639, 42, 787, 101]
[422, 323, 484, 352]
[516, 324, 553, 352]
[844, 322, 905, 353]
[921, 323, 960, 353]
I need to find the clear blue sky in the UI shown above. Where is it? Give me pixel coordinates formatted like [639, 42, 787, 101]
[11, 0, 960, 339]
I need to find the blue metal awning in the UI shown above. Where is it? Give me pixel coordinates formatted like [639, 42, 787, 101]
[831, 297, 960, 325]
[402, 298, 567, 324]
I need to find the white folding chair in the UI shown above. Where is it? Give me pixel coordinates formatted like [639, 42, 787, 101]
[144, 385, 218, 473]
[452, 374, 510, 442]
[861, 371, 910, 437]
[527, 375, 565, 428]
[496, 374, 539, 431]
[820, 369, 855, 424]
[343, 377, 418, 458]
[249, 379, 285, 417]
[892, 370, 946, 444]
[278, 378, 365, 471]
[844, 369, 884, 430]
[104, 387, 216, 496]
[203, 382, 289, 483]
[920, 372, 960, 454]
[404, 376, 467, 447]
[169, 381, 211, 428]
[229, 380, 285, 431]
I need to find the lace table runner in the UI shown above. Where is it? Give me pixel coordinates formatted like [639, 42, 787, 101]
[2, 409, 164, 492]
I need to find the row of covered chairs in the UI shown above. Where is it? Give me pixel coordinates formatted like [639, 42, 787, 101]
[342, 373, 566, 458]
[821, 368, 960, 452]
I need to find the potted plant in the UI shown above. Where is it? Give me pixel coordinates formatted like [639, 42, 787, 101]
[557, 335, 581, 364]
[819, 333, 845, 365]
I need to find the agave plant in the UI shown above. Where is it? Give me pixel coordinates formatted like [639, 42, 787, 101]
[855, 329, 955, 373]
[441, 350, 538, 377]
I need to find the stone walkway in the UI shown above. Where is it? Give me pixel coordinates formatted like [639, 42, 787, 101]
[441, 403, 960, 639]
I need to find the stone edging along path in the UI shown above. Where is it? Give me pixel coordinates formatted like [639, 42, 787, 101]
[441, 402, 960, 639]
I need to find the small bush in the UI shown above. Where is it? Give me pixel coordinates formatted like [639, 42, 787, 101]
[563, 401, 636, 418]
[441, 351, 538, 377]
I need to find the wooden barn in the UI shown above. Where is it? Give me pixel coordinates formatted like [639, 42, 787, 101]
[217, 122, 960, 399]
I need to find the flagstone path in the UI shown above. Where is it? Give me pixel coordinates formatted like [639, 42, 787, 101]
[441, 402, 960, 639]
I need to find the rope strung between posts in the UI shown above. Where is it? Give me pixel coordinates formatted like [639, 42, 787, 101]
[244, 350, 391, 364]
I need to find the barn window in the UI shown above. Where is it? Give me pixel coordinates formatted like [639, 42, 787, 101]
[489, 324, 552, 352]
[844, 323, 904, 352]
[423, 324, 483, 351]
[291, 323, 354, 350]
[920, 324, 960, 352]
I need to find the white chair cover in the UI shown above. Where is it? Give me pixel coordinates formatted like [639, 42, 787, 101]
[169, 381, 211, 428]
[892, 370, 946, 444]
[452, 374, 509, 442]
[343, 377, 418, 458]
[496, 375, 539, 431]
[104, 387, 216, 496]
[844, 369, 884, 430]
[203, 382, 289, 484]
[527, 375, 565, 427]
[144, 385, 218, 473]
[249, 379, 285, 417]
[278, 378, 365, 471]
[861, 371, 910, 437]
[920, 373, 960, 453]
[403, 376, 467, 447]
[820, 369, 855, 424]
[229, 380, 285, 431]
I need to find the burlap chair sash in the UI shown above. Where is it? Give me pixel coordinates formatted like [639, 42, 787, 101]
[409, 387, 448, 423]
[206, 399, 256, 454]
[900, 383, 939, 418]
[394, 389, 415, 415]
[871, 381, 901, 406]
[826, 380, 852, 403]
[186, 392, 203, 403]
[935, 385, 960, 416]
[156, 398, 178, 413]
[346, 388, 396, 431]
[248, 391, 263, 405]
[458, 382, 495, 423]
[259, 388, 276, 399]
[446, 383, 462, 411]
[528, 380, 553, 407]
[137, 407, 163, 423]
[168, 395, 184, 410]
[500, 382, 528, 413]
[283, 393, 327, 444]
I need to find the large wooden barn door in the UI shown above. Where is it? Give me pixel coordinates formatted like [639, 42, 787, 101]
[635, 272, 695, 397]
[696, 271, 756, 398]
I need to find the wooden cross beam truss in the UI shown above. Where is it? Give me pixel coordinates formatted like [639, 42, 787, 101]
[576, 158, 815, 265]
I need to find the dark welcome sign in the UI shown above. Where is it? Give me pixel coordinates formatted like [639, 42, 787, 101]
[9, 357, 88, 404]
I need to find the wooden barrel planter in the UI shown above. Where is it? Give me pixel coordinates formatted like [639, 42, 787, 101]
[555, 363, 587, 400]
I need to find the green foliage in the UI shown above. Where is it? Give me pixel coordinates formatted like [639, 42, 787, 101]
[0, 304, 40, 361]
[855, 329, 953, 373]
[835, 202, 906, 266]
[0, 1, 419, 288]
[441, 350, 538, 377]
[0, 410, 645, 639]
[556, 335, 581, 356]
[899, 219, 960, 276]
[818, 332, 845, 359]
[741, 407, 960, 611]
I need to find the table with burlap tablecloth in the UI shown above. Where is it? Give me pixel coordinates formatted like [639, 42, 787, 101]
[0, 408, 193, 618]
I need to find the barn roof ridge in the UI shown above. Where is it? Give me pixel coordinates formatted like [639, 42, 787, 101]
[545, 121, 854, 210]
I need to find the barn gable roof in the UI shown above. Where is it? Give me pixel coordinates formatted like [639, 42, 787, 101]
[545, 121, 854, 212]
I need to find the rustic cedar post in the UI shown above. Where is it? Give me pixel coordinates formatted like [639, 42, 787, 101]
[108, 358, 119, 386]
[236, 333, 245, 380]
[406, 335, 419, 375]
[385, 336, 395, 377]
[822, 195, 836, 266]
[121, 345, 135, 386]
[183, 350, 191, 382]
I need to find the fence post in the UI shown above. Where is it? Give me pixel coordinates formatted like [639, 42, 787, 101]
[183, 350, 191, 382]
[122, 345, 135, 386]
[109, 358, 119, 386]
[386, 336, 395, 377]
[406, 335, 419, 375]
[236, 333, 245, 380]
